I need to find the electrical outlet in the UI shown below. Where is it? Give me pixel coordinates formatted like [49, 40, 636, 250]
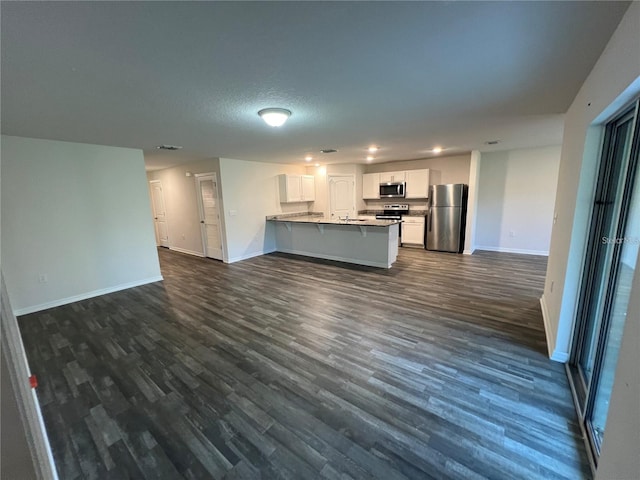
[229, 210, 237, 217]
[509, 230, 516, 237]
[181, 234, 186, 240]
[38, 274, 48, 284]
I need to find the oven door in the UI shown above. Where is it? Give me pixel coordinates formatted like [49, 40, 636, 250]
[379, 182, 406, 198]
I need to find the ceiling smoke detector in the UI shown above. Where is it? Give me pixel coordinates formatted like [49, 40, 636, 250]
[320, 149, 338, 154]
[156, 144, 183, 151]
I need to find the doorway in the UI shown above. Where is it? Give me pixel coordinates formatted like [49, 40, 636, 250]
[328, 175, 356, 220]
[569, 98, 639, 464]
[149, 180, 169, 247]
[195, 173, 224, 260]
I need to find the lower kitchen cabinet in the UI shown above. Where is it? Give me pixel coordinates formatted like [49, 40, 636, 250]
[401, 216, 425, 246]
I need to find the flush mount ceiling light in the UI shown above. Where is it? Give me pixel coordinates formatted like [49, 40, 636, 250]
[368, 146, 379, 153]
[432, 146, 443, 154]
[258, 108, 291, 127]
[305, 155, 313, 162]
[366, 156, 374, 161]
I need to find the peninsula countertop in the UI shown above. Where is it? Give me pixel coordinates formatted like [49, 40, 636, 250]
[266, 213, 401, 227]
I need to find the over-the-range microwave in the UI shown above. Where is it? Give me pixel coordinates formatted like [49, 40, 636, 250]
[379, 182, 406, 198]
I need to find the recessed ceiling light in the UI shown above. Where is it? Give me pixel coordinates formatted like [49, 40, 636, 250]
[258, 108, 291, 127]
[368, 146, 379, 153]
[314, 163, 320, 167]
[366, 156, 374, 161]
[156, 144, 183, 151]
[305, 156, 313, 162]
[320, 148, 338, 154]
[432, 147, 443, 154]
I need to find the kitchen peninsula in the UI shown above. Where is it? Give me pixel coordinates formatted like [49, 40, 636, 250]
[267, 213, 400, 268]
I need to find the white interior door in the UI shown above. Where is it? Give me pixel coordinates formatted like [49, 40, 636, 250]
[196, 173, 223, 260]
[329, 175, 355, 219]
[149, 180, 169, 247]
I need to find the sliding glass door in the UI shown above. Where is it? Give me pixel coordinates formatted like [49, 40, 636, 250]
[570, 98, 639, 461]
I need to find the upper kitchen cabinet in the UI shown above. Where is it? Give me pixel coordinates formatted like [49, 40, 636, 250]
[301, 174, 315, 201]
[362, 173, 380, 199]
[279, 174, 315, 202]
[405, 169, 430, 199]
[379, 171, 405, 183]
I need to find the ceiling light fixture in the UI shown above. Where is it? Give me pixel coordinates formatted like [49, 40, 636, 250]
[366, 156, 374, 161]
[368, 146, 379, 153]
[305, 156, 313, 162]
[258, 108, 291, 127]
[314, 163, 320, 167]
[432, 147, 443, 154]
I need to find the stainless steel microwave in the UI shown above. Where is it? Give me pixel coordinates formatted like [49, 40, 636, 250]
[379, 182, 406, 198]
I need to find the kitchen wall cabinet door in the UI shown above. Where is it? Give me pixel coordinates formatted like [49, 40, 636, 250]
[279, 174, 315, 202]
[301, 175, 315, 201]
[405, 169, 430, 199]
[362, 173, 380, 199]
[379, 171, 406, 183]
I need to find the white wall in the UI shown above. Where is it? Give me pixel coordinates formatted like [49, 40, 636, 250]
[536, 2, 639, 478]
[1, 136, 162, 314]
[475, 146, 561, 255]
[147, 159, 223, 257]
[542, 1, 639, 361]
[463, 150, 481, 254]
[218, 158, 307, 262]
[364, 153, 471, 184]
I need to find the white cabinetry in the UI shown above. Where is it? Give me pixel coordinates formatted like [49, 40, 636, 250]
[301, 175, 316, 201]
[405, 169, 430, 199]
[379, 171, 406, 183]
[362, 173, 380, 199]
[401, 216, 425, 246]
[279, 174, 315, 202]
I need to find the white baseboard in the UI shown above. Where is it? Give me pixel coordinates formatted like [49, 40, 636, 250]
[13, 275, 164, 316]
[540, 295, 570, 363]
[276, 248, 391, 269]
[169, 246, 205, 257]
[463, 249, 474, 255]
[475, 245, 549, 256]
[226, 249, 275, 264]
[551, 350, 570, 363]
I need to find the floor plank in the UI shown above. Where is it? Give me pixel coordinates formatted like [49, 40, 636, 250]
[18, 248, 591, 479]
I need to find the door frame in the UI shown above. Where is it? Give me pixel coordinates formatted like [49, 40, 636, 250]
[194, 172, 226, 261]
[328, 174, 356, 219]
[568, 97, 640, 465]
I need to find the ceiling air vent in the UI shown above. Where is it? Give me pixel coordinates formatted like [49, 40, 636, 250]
[484, 140, 500, 145]
[320, 149, 338, 154]
[156, 144, 183, 151]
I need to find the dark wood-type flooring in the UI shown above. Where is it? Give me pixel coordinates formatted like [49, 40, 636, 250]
[18, 248, 591, 479]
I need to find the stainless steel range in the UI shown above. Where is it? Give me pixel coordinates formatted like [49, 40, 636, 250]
[375, 204, 409, 220]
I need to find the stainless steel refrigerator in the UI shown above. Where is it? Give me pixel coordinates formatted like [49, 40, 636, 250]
[426, 184, 468, 253]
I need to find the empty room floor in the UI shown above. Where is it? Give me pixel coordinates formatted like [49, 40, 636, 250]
[18, 248, 591, 479]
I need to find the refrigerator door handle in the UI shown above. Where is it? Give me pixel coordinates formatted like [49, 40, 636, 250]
[428, 208, 432, 232]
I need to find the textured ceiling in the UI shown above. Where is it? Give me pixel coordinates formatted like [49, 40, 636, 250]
[0, 1, 630, 170]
